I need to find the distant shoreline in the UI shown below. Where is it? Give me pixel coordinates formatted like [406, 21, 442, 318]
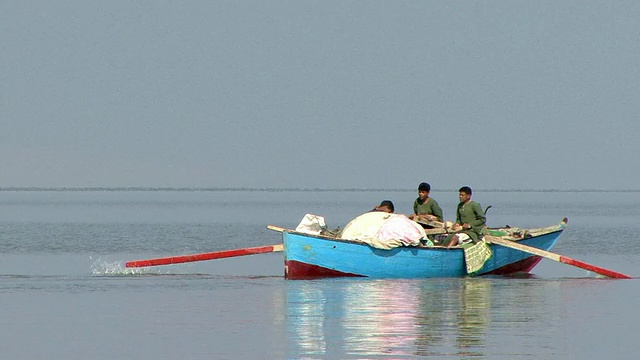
[0, 187, 639, 193]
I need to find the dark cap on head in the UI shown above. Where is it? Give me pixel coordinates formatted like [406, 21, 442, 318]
[418, 182, 431, 192]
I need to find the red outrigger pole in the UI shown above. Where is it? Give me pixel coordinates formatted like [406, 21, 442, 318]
[125, 244, 283, 268]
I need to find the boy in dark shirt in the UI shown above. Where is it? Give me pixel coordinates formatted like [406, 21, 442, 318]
[408, 182, 443, 222]
[445, 186, 486, 247]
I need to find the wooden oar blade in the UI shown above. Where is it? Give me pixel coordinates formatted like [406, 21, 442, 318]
[486, 235, 632, 279]
[125, 244, 284, 268]
[559, 256, 632, 279]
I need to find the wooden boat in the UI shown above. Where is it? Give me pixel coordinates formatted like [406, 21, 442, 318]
[275, 218, 568, 280]
[126, 216, 630, 279]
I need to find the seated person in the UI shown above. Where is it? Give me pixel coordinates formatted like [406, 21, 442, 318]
[444, 186, 486, 248]
[408, 182, 443, 222]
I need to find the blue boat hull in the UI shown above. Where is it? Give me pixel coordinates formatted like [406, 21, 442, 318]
[283, 229, 564, 279]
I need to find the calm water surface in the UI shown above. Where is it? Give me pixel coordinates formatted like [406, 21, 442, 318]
[1, 190, 639, 359]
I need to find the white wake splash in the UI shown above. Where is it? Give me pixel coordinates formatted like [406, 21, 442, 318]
[89, 258, 163, 276]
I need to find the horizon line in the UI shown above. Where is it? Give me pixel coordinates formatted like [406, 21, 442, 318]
[1, 187, 639, 193]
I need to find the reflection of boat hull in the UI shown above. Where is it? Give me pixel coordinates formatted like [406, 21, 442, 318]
[282, 222, 565, 279]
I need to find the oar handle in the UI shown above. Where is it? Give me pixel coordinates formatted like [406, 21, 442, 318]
[267, 225, 287, 232]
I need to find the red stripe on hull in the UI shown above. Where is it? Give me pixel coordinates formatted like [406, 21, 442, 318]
[285, 260, 364, 280]
[285, 256, 546, 279]
[483, 255, 544, 276]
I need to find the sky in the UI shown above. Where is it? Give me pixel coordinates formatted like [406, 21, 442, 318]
[2, 1, 639, 190]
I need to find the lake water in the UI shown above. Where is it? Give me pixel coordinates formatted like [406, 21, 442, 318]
[1, 189, 638, 359]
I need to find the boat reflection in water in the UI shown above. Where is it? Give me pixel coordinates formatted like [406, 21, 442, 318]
[285, 278, 495, 358]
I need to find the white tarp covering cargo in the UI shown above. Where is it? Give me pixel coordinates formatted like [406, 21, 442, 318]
[295, 213, 327, 235]
[339, 212, 426, 249]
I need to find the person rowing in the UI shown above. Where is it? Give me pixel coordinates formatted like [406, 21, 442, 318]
[408, 182, 443, 223]
[444, 186, 486, 248]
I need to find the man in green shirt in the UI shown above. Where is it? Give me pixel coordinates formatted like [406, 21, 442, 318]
[445, 186, 486, 247]
[408, 182, 443, 222]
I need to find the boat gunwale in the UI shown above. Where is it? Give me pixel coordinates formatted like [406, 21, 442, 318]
[281, 222, 566, 251]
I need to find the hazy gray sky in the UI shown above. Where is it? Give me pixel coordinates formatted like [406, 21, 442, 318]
[2, 1, 639, 190]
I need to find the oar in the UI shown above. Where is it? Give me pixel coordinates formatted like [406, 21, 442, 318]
[267, 225, 286, 232]
[125, 244, 284, 268]
[485, 235, 632, 279]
